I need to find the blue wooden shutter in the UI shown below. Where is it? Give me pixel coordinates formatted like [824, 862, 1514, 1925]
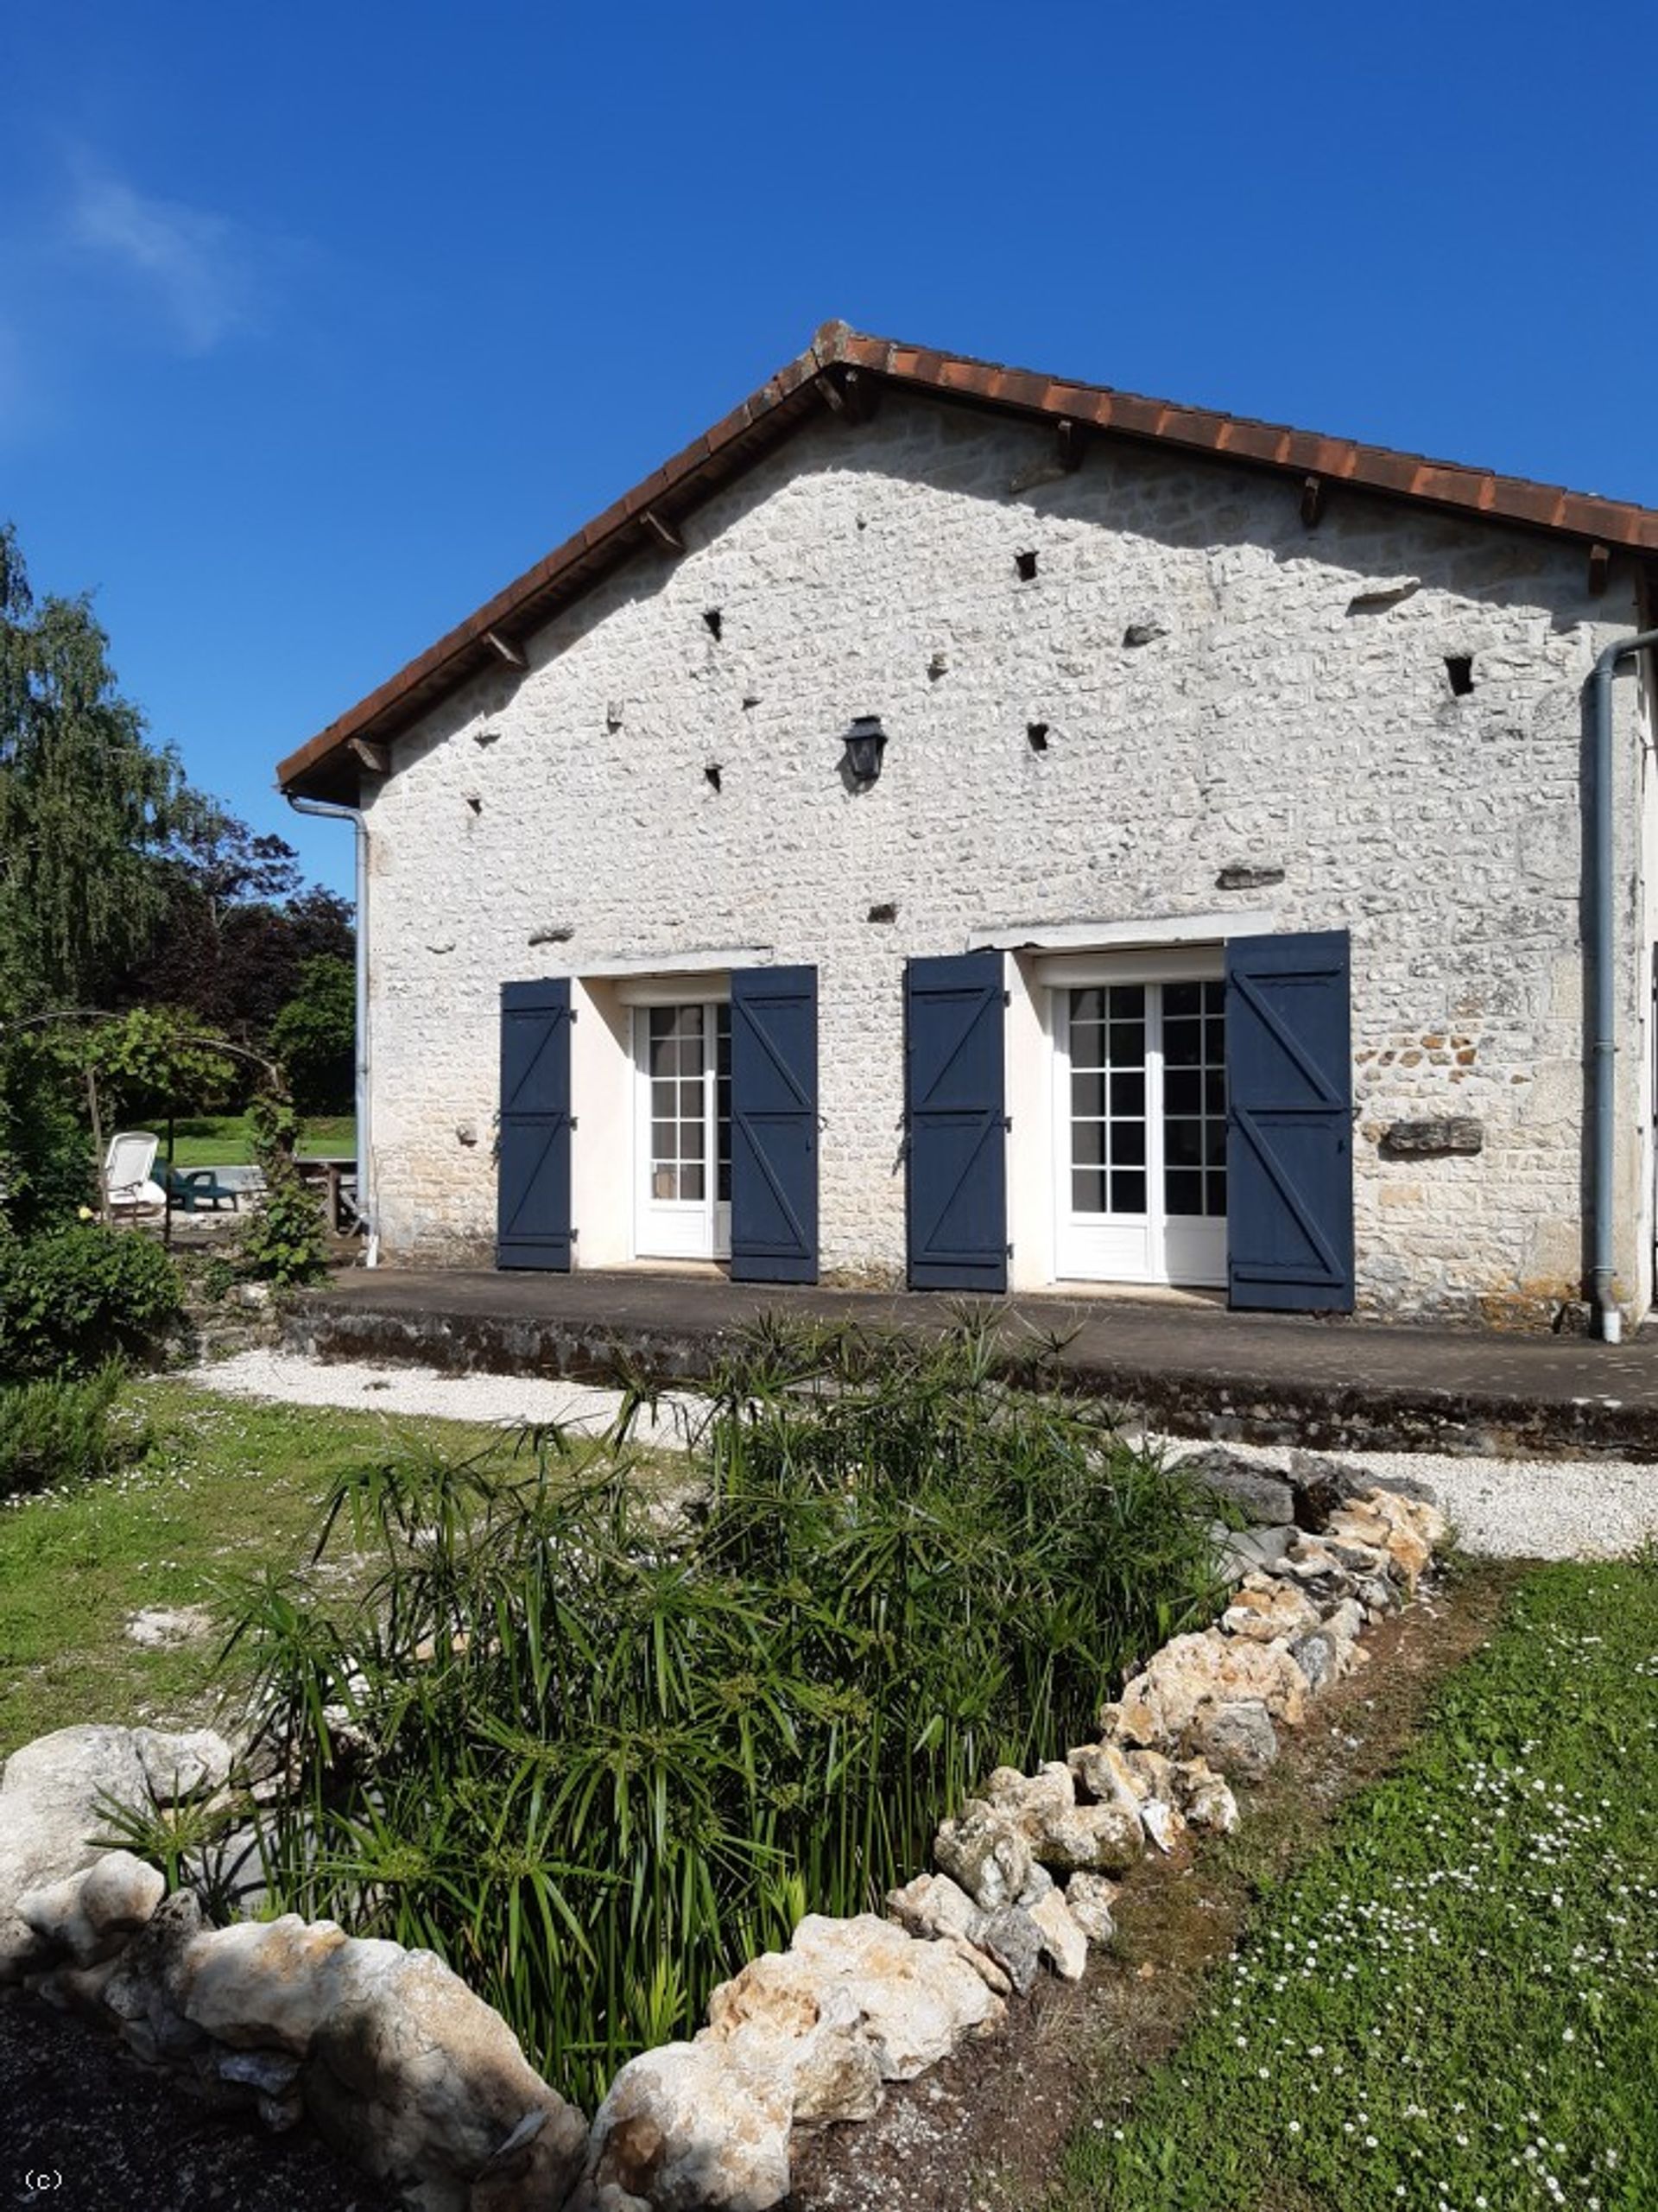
[905, 953, 1008, 1292]
[730, 965, 819, 1283]
[1225, 930, 1354, 1311]
[496, 979, 573, 1271]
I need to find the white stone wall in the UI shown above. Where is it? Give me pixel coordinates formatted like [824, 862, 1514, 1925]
[358, 391, 1651, 1323]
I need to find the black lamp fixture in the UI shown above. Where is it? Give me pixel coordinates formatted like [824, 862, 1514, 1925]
[843, 713, 888, 786]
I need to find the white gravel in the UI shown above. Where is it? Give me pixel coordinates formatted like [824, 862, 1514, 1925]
[1145, 1431, 1658, 1562]
[187, 1351, 1658, 1562]
[189, 1347, 699, 1449]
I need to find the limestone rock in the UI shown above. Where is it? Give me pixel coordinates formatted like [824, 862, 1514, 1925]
[937, 1932, 1013, 1999]
[582, 2040, 792, 2212]
[133, 1726, 234, 1803]
[1214, 1523, 1297, 1581]
[1290, 1630, 1341, 1693]
[1067, 1740, 1148, 1812]
[1064, 1873, 1119, 1947]
[1322, 1596, 1365, 1646]
[1028, 1889, 1087, 1981]
[933, 1800, 1032, 1911]
[123, 1605, 214, 1649]
[788, 1914, 1003, 2079]
[1117, 1631, 1307, 1746]
[1168, 1447, 1295, 1527]
[1140, 1798, 1186, 1854]
[16, 1850, 165, 1966]
[304, 1945, 588, 2212]
[180, 1917, 395, 2054]
[102, 1892, 208, 2063]
[1221, 1577, 1321, 1644]
[885, 1871, 986, 1947]
[976, 1907, 1043, 1996]
[1188, 1698, 1279, 1784]
[706, 1955, 883, 2126]
[0, 1724, 153, 1977]
[1180, 1765, 1240, 1834]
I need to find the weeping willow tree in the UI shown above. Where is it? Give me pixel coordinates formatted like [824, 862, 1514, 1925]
[0, 523, 183, 1014]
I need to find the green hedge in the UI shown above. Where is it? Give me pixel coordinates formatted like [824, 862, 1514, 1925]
[0, 1226, 184, 1381]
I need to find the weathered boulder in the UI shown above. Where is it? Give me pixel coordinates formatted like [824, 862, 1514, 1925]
[101, 1890, 208, 2063]
[1181, 1765, 1240, 1834]
[976, 1907, 1043, 1997]
[1028, 1889, 1088, 1981]
[885, 1871, 986, 1947]
[1168, 1447, 1296, 1528]
[180, 1917, 398, 2053]
[1213, 1522, 1298, 1581]
[0, 1721, 240, 1981]
[1290, 1630, 1342, 1693]
[983, 1755, 1142, 1873]
[1066, 1740, 1148, 1814]
[1, 1727, 149, 1892]
[1141, 1797, 1187, 1853]
[16, 1850, 165, 1966]
[1114, 1631, 1307, 1746]
[705, 1954, 883, 2125]
[933, 1800, 1033, 1911]
[132, 1726, 234, 1802]
[787, 1915, 1003, 2080]
[1064, 1872, 1118, 1947]
[1221, 1577, 1322, 1645]
[1187, 1698, 1279, 1784]
[304, 1946, 588, 2212]
[579, 2039, 793, 2212]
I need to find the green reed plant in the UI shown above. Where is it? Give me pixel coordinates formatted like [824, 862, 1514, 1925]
[226, 1315, 1225, 2110]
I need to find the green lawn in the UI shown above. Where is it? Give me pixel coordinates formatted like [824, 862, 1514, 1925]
[0, 1380, 511, 1756]
[165, 1113, 355, 1168]
[1052, 1557, 1658, 2212]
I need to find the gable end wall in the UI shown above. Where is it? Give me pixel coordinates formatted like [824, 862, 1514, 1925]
[358, 394, 1650, 1326]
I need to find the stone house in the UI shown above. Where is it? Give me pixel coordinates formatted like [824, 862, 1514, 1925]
[276, 325, 1658, 1330]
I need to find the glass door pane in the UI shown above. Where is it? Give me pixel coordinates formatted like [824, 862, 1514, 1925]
[648, 1005, 706, 1201]
[1160, 980, 1226, 1218]
[1068, 985, 1148, 1215]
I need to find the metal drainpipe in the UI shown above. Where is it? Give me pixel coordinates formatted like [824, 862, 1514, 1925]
[1590, 627, 1658, 1341]
[283, 792, 377, 1267]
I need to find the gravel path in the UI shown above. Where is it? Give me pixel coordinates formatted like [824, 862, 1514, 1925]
[187, 1352, 1658, 1562]
[1142, 1430, 1658, 1562]
[190, 1347, 699, 1448]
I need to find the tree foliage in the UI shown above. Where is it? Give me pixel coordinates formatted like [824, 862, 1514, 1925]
[88, 1005, 240, 1123]
[0, 525, 184, 1012]
[269, 954, 355, 1113]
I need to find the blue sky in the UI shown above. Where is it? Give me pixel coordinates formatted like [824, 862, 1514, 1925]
[3, 1, 1655, 898]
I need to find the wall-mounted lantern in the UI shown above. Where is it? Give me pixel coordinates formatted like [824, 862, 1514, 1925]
[843, 714, 889, 786]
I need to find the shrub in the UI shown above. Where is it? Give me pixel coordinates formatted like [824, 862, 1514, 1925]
[240, 1093, 328, 1286]
[0, 1225, 184, 1380]
[0, 1365, 142, 1499]
[0, 1036, 93, 1235]
[231, 1317, 1225, 2109]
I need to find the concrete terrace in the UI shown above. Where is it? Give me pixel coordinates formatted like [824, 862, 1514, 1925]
[285, 1271, 1658, 1461]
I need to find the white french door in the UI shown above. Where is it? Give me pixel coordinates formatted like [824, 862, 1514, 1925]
[633, 1002, 731, 1261]
[1054, 978, 1227, 1287]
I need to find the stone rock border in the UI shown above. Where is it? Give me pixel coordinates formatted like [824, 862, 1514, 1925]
[0, 1469, 1445, 2212]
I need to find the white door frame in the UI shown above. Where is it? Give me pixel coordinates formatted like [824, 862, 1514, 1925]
[630, 996, 731, 1263]
[1047, 951, 1227, 1289]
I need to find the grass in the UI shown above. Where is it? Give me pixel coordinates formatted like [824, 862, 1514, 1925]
[164, 1112, 354, 1167]
[0, 1379, 519, 1757]
[1050, 1556, 1658, 2212]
